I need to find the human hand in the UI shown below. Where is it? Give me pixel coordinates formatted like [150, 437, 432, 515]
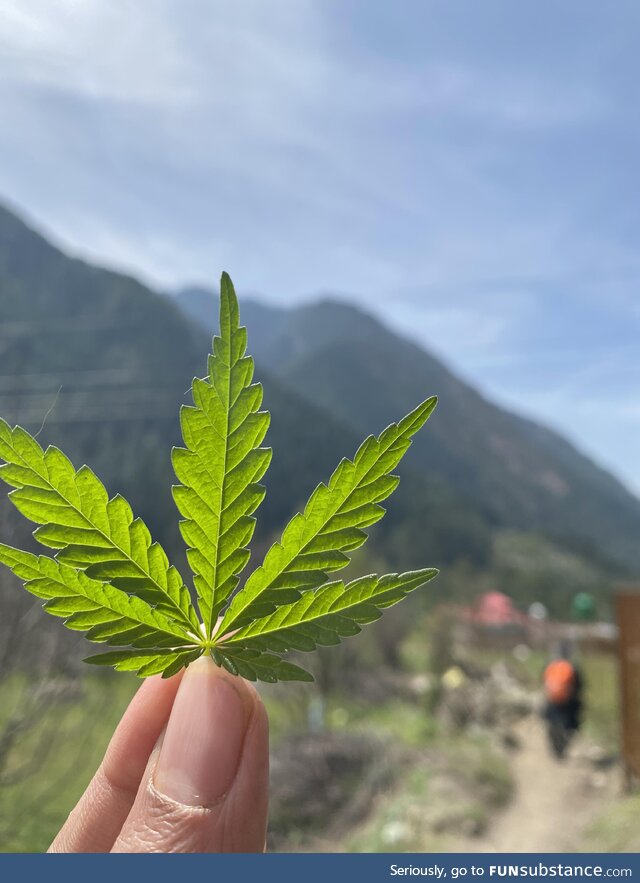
[49, 657, 269, 852]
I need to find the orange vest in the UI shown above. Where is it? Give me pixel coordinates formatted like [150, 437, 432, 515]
[543, 659, 576, 703]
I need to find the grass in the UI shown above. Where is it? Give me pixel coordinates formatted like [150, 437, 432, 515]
[326, 696, 439, 747]
[261, 679, 440, 749]
[0, 668, 442, 853]
[0, 671, 135, 852]
[584, 791, 640, 853]
[0, 619, 619, 854]
[345, 732, 512, 852]
[346, 764, 436, 852]
[579, 653, 619, 750]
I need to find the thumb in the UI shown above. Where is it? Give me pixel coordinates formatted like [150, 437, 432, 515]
[112, 656, 269, 853]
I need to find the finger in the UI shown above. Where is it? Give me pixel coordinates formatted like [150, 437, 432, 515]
[49, 670, 183, 853]
[112, 656, 269, 853]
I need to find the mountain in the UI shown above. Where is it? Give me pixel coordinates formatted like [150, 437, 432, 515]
[0, 204, 202, 557]
[0, 193, 635, 625]
[178, 285, 287, 345]
[175, 288, 640, 574]
[0, 206, 355, 562]
[0, 203, 486, 592]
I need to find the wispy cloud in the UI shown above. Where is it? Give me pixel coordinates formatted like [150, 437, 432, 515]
[0, 0, 638, 492]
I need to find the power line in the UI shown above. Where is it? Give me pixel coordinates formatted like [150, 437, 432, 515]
[0, 382, 189, 396]
[0, 385, 192, 425]
[0, 319, 146, 337]
[0, 369, 137, 391]
[3, 406, 182, 425]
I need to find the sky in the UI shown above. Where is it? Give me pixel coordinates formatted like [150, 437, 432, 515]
[0, 0, 638, 493]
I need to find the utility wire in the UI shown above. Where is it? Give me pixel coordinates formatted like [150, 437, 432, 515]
[0, 369, 135, 391]
[0, 319, 146, 337]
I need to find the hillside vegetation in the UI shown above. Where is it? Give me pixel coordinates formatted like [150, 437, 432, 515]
[0, 200, 634, 647]
[0, 201, 487, 663]
[178, 287, 640, 578]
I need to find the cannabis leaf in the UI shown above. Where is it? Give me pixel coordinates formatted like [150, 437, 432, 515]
[216, 396, 437, 637]
[222, 569, 439, 653]
[0, 272, 438, 682]
[0, 544, 200, 678]
[172, 272, 271, 638]
[0, 423, 198, 634]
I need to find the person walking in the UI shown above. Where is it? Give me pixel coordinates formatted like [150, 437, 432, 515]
[543, 643, 584, 758]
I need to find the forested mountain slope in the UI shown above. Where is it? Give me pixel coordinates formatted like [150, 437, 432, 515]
[177, 288, 640, 573]
[0, 203, 485, 586]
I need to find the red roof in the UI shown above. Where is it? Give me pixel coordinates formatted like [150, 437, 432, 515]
[465, 591, 526, 626]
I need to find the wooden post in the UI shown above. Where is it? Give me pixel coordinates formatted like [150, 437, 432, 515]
[615, 591, 640, 791]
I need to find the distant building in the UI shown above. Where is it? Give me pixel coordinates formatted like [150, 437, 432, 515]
[461, 591, 528, 642]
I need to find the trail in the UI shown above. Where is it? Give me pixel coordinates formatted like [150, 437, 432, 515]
[457, 715, 617, 853]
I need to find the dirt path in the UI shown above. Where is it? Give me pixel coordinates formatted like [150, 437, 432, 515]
[459, 716, 617, 853]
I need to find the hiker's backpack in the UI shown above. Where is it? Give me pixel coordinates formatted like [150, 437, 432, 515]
[543, 659, 576, 704]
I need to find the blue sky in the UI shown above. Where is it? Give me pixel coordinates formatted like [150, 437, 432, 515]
[0, 1, 638, 493]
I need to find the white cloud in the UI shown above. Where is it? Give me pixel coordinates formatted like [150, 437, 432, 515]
[0, 0, 197, 105]
[375, 292, 533, 360]
[0, 0, 638, 492]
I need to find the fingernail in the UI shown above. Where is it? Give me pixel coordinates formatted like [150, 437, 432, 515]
[153, 656, 251, 806]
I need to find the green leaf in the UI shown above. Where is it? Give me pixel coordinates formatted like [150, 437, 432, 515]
[172, 272, 271, 638]
[0, 271, 439, 683]
[0, 421, 199, 634]
[217, 396, 437, 635]
[0, 544, 200, 657]
[223, 568, 438, 653]
[211, 647, 313, 683]
[87, 646, 311, 683]
[84, 648, 203, 678]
